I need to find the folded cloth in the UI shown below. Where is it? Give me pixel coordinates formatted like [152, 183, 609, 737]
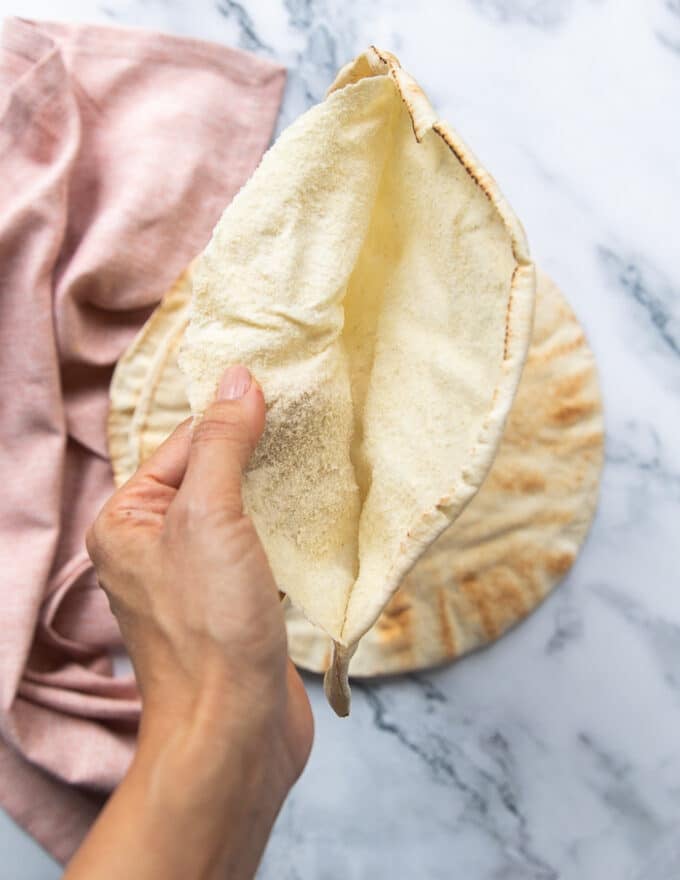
[0, 16, 285, 863]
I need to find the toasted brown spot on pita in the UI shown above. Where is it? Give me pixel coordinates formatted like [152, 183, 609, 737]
[531, 333, 586, 363]
[383, 593, 412, 619]
[492, 468, 546, 493]
[376, 591, 413, 646]
[545, 550, 575, 578]
[459, 569, 527, 640]
[539, 508, 579, 527]
[580, 431, 605, 449]
[550, 399, 598, 427]
[436, 586, 456, 657]
[554, 371, 589, 398]
[503, 550, 542, 601]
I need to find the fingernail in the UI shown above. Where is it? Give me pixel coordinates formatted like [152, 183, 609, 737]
[218, 365, 252, 400]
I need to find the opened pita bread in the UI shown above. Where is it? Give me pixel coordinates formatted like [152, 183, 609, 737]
[108, 270, 602, 680]
[175, 47, 534, 714]
[108, 269, 193, 488]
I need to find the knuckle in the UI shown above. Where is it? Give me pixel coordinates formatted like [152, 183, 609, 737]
[86, 509, 118, 567]
[175, 495, 211, 526]
[228, 513, 262, 553]
[165, 496, 202, 539]
[194, 403, 251, 448]
[84, 522, 99, 562]
[124, 475, 175, 515]
[169, 490, 244, 533]
[219, 514, 266, 567]
[86, 493, 145, 569]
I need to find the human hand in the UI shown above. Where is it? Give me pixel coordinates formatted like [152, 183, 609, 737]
[69, 365, 313, 880]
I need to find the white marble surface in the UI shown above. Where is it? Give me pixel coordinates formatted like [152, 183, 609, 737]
[2, 1, 680, 878]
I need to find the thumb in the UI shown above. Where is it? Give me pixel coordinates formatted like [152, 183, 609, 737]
[176, 365, 265, 520]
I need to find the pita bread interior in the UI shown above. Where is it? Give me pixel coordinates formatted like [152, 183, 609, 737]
[173, 47, 534, 714]
[108, 269, 603, 681]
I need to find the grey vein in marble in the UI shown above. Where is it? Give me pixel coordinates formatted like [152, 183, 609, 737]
[216, 0, 274, 52]
[605, 420, 680, 501]
[598, 246, 680, 358]
[467, 0, 577, 29]
[356, 680, 558, 879]
[284, 0, 313, 31]
[214, 0, 357, 130]
[657, 0, 680, 54]
[283, 2, 355, 121]
[545, 602, 584, 654]
[578, 731, 666, 852]
[592, 584, 680, 698]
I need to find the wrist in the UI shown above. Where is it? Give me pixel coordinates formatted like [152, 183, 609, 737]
[136, 640, 286, 751]
[135, 692, 279, 808]
[131, 713, 283, 880]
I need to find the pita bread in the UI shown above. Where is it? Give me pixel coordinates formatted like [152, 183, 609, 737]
[108, 270, 602, 679]
[108, 269, 193, 488]
[175, 46, 534, 714]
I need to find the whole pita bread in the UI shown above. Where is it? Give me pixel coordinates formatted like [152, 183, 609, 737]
[176, 46, 534, 713]
[108, 270, 602, 678]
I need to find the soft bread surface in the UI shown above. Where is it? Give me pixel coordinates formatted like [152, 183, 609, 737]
[113, 48, 536, 714]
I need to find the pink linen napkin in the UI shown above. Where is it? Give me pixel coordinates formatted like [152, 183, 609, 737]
[0, 16, 285, 863]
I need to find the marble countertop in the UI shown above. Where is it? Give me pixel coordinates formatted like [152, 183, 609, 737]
[1, 1, 679, 878]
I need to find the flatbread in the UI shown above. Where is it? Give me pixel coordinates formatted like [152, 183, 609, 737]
[108, 270, 603, 679]
[108, 269, 193, 488]
[176, 46, 534, 713]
